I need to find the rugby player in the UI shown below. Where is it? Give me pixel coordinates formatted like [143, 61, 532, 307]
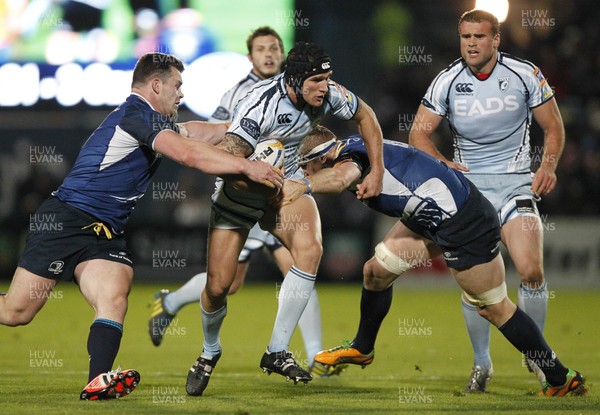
[148, 27, 339, 378]
[184, 41, 384, 396]
[293, 126, 584, 398]
[0, 52, 281, 400]
[408, 9, 565, 392]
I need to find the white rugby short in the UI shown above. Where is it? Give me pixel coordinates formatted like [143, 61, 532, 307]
[465, 173, 539, 225]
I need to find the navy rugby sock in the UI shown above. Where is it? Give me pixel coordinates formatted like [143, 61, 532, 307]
[87, 318, 123, 382]
[352, 286, 393, 354]
[498, 307, 568, 386]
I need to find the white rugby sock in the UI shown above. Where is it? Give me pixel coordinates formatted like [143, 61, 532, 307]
[201, 301, 227, 355]
[461, 296, 492, 369]
[518, 281, 548, 332]
[298, 287, 322, 364]
[268, 266, 316, 353]
[164, 272, 206, 314]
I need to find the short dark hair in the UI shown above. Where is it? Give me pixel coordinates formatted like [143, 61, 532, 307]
[459, 9, 500, 36]
[246, 26, 284, 54]
[131, 53, 184, 88]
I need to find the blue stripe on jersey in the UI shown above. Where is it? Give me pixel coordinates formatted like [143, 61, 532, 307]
[337, 136, 471, 230]
[53, 94, 178, 233]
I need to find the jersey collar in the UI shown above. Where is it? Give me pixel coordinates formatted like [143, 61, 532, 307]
[130, 92, 158, 112]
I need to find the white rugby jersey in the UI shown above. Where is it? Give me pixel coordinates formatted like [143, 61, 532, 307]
[208, 71, 262, 123]
[422, 52, 554, 174]
[228, 73, 359, 177]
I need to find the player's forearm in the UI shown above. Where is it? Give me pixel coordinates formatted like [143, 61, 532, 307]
[177, 121, 228, 144]
[540, 123, 565, 172]
[355, 100, 384, 173]
[408, 105, 450, 162]
[180, 141, 251, 176]
[305, 164, 360, 194]
[216, 133, 273, 186]
[408, 130, 448, 162]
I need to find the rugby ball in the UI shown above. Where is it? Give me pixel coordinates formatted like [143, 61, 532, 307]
[248, 139, 285, 169]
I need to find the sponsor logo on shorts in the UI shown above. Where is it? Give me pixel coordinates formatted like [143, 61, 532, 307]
[515, 198, 535, 214]
[443, 251, 458, 261]
[48, 260, 64, 275]
[109, 252, 133, 264]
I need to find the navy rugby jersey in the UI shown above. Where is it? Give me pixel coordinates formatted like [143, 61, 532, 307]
[422, 52, 554, 174]
[53, 93, 179, 233]
[335, 136, 471, 230]
[228, 73, 358, 178]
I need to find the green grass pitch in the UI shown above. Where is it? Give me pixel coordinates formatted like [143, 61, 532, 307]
[0, 282, 598, 414]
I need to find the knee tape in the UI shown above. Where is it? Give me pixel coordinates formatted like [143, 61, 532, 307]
[463, 282, 507, 308]
[374, 242, 413, 276]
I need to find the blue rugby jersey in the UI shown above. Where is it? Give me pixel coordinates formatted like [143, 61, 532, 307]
[228, 73, 358, 178]
[53, 94, 179, 233]
[334, 136, 471, 230]
[422, 52, 554, 174]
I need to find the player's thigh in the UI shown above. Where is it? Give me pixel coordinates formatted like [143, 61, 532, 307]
[262, 195, 322, 249]
[364, 221, 438, 289]
[75, 259, 133, 323]
[381, 221, 439, 263]
[262, 195, 322, 272]
[501, 215, 544, 282]
[0, 267, 57, 323]
[450, 254, 505, 297]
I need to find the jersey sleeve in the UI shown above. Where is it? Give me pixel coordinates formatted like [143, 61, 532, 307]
[208, 105, 232, 123]
[226, 93, 272, 149]
[208, 77, 256, 123]
[421, 70, 451, 116]
[208, 90, 234, 123]
[334, 153, 366, 175]
[119, 106, 179, 149]
[334, 140, 369, 177]
[326, 81, 359, 120]
[526, 66, 554, 108]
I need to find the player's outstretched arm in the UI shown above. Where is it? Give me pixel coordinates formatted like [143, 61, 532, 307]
[353, 98, 384, 199]
[281, 162, 361, 206]
[409, 104, 468, 172]
[177, 121, 229, 144]
[218, 133, 285, 192]
[531, 97, 565, 196]
[153, 130, 283, 189]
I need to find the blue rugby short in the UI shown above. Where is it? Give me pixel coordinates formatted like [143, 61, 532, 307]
[18, 197, 132, 281]
[403, 181, 501, 270]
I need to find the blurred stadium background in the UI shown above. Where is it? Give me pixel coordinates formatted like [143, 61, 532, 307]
[0, 0, 598, 287]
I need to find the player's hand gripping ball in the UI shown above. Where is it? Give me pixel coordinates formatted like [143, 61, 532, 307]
[248, 139, 285, 169]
